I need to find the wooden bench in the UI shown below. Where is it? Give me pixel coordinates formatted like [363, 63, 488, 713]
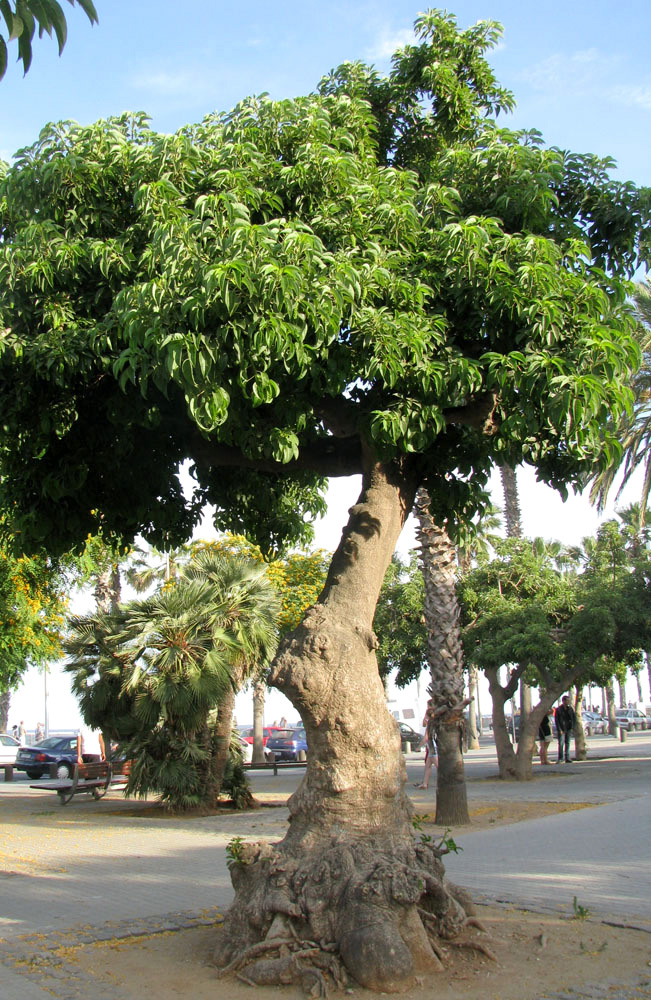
[31, 759, 132, 805]
[0, 762, 15, 782]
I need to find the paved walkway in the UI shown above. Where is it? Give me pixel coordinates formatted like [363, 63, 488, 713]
[1, 731, 649, 998]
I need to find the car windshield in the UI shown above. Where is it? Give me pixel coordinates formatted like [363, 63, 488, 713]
[35, 737, 66, 749]
[271, 730, 295, 739]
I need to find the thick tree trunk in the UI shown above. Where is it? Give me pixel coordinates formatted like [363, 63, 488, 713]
[635, 671, 643, 704]
[214, 458, 473, 992]
[487, 668, 518, 778]
[573, 688, 587, 761]
[252, 679, 266, 764]
[606, 681, 619, 735]
[466, 666, 480, 749]
[488, 668, 570, 780]
[617, 676, 627, 709]
[414, 491, 470, 826]
[0, 689, 9, 732]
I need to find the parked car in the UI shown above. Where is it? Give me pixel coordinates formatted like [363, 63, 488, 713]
[15, 736, 79, 779]
[0, 732, 20, 765]
[265, 727, 308, 762]
[237, 725, 284, 746]
[398, 722, 423, 751]
[234, 736, 253, 763]
[615, 709, 648, 731]
[582, 711, 607, 735]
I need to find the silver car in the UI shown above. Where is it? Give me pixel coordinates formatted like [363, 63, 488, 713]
[0, 732, 20, 764]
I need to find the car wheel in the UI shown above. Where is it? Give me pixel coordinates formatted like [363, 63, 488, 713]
[297, 750, 307, 762]
[56, 762, 72, 780]
[26, 769, 42, 779]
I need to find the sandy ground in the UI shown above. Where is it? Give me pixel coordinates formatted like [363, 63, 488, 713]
[29, 800, 651, 1000]
[70, 901, 651, 1000]
[3, 793, 651, 999]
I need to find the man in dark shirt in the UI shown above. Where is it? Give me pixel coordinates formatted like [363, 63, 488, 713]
[554, 695, 576, 763]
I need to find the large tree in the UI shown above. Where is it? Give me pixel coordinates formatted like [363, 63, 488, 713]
[0, 10, 649, 992]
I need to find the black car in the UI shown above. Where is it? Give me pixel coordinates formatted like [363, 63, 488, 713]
[398, 722, 423, 751]
[15, 736, 79, 779]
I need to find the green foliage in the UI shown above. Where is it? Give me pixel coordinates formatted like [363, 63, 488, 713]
[374, 554, 426, 685]
[0, 0, 98, 80]
[64, 549, 278, 810]
[459, 525, 650, 692]
[572, 896, 590, 920]
[0, 11, 648, 569]
[0, 543, 68, 693]
[226, 835, 249, 868]
[412, 814, 462, 854]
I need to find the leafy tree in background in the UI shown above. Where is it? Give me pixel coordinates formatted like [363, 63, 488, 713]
[459, 531, 650, 777]
[0, 544, 68, 729]
[0, 0, 97, 80]
[1, 9, 650, 990]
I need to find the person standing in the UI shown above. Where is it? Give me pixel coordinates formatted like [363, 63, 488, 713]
[77, 726, 105, 764]
[35, 722, 44, 742]
[18, 720, 27, 745]
[554, 695, 576, 763]
[415, 699, 438, 789]
[537, 710, 553, 765]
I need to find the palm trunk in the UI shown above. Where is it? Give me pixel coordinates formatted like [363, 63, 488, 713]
[617, 676, 627, 709]
[214, 457, 473, 992]
[414, 490, 470, 825]
[252, 679, 266, 764]
[206, 685, 236, 807]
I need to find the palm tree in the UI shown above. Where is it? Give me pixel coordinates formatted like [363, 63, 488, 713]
[589, 280, 651, 527]
[414, 490, 470, 825]
[65, 551, 280, 810]
[180, 551, 280, 794]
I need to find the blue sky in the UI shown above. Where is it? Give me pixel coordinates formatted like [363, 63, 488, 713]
[1, 0, 650, 186]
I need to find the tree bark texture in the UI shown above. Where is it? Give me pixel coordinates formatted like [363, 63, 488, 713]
[606, 681, 619, 735]
[573, 688, 587, 761]
[252, 680, 266, 764]
[205, 685, 237, 808]
[487, 668, 569, 780]
[0, 689, 9, 732]
[213, 458, 475, 992]
[466, 666, 480, 750]
[414, 490, 470, 826]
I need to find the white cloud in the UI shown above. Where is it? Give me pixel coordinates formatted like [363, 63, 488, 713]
[518, 48, 619, 97]
[608, 84, 651, 111]
[517, 47, 651, 114]
[366, 26, 417, 62]
[131, 68, 215, 102]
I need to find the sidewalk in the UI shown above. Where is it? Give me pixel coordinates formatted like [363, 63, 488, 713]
[1, 731, 649, 997]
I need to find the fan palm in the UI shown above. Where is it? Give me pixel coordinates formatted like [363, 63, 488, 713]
[65, 551, 280, 810]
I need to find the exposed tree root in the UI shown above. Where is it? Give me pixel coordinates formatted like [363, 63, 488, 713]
[447, 939, 498, 962]
[465, 916, 489, 933]
[214, 834, 474, 993]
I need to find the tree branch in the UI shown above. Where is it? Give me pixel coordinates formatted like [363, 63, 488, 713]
[189, 434, 363, 478]
[443, 392, 500, 435]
